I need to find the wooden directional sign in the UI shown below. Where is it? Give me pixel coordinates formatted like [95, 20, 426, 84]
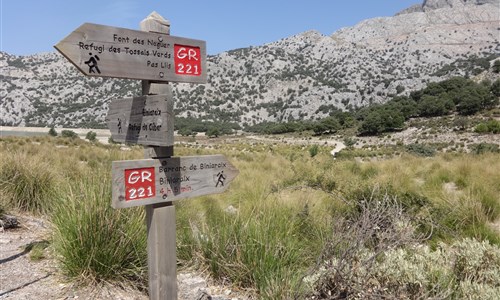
[106, 94, 173, 146]
[111, 155, 239, 209]
[54, 23, 207, 83]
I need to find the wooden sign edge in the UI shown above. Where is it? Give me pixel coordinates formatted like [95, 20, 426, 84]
[54, 22, 208, 83]
[106, 94, 174, 147]
[111, 155, 239, 209]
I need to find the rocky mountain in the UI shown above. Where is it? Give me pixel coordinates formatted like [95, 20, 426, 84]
[1, 0, 499, 128]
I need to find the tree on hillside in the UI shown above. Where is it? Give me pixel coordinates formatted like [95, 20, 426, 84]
[386, 96, 418, 120]
[359, 110, 384, 135]
[491, 79, 500, 97]
[492, 60, 500, 74]
[206, 127, 221, 138]
[418, 95, 453, 117]
[453, 83, 497, 115]
[178, 127, 194, 136]
[313, 117, 341, 135]
[358, 108, 404, 136]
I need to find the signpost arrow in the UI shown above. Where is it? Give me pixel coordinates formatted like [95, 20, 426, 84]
[106, 94, 173, 146]
[54, 23, 207, 83]
[111, 155, 239, 209]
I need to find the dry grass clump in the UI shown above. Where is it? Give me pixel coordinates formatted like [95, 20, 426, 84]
[51, 171, 148, 286]
[0, 150, 60, 214]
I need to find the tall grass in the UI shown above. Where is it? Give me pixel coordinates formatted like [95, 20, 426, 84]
[51, 169, 147, 286]
[176, 150, 333, 298]
[198, 200, 309, 298]
[0, 151, 60, 214]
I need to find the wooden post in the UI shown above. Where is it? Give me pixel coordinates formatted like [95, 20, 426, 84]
[140, 12, 177, 300]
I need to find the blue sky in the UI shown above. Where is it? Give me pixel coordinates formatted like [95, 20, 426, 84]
[1, 0, 420, 56]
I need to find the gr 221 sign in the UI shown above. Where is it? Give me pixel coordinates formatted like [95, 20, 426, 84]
[174, 45, 201, 76]
[112, 155, 239, 209]
[54, 23, 207, 83]
[125, 167, 156, 200]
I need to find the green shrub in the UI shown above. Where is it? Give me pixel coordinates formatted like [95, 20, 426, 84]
[474, 119, 500, 134]
[406, 143, 436, 157]
[206, 127, 221, 138]
[61, 130, 79, 139]
[308, 234, 500, 299]
[309, 145, 319, 157]
[178, 127, 194, 137]
[475, 123, 490, 133]
[48, 127, 58, 137]
[343, 137, 357, 148]
[471, 143, 500, 154]
[85, 131, 97, 142]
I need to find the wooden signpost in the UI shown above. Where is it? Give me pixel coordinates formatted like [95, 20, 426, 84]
[111, 155, 239, 209]
[106, 94, 173, 146]
[55, 12, 237, 300]
[54, 22, 207, 83]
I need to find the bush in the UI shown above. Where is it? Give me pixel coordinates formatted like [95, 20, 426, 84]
[305, 189, 500, 299]
[48, 127, 57, 137]
[474, 119, 500, 134]
[418, 95, 453, 117]
[405, 143, 436, 157]
[343, 137, 357, 148]
[312, 117, 340, 135]
[309, 145, 319, 157]
[493, 60, 500, 74]
[206, 127, 221, 138]
[85, 131, 97, 142]
[471, 143, 500, 154]
[453, 116, 469, 131]
[306, 192, 431, 299]
[358, 109, 405, 136]
[61, 130, 79, 139]
[178, 127, 194, 137]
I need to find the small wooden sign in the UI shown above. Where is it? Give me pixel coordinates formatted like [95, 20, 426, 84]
[106, 94, 173, 146]
[112, 155, 239, 209]
[54, 23, 207, 83]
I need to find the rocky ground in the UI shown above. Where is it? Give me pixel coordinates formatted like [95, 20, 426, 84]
[0, 214, 250, 300]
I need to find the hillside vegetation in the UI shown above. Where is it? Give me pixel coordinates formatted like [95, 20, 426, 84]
[1, 0, 498, 127]
[242, 76, 500, 136]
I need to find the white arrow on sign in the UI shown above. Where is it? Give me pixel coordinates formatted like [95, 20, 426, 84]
[111, 155, 239, 209]
[54, 23, 207, 83]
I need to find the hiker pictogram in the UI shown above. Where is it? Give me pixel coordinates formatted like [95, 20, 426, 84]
[84, 52, 101, 74]
[117, 118, 122, 134]
[216, 171, 226, 187]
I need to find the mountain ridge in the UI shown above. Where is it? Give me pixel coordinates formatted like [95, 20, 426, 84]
[1, 0, 498, 127]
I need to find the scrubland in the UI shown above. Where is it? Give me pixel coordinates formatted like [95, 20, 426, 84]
[1, 135, 499, 299]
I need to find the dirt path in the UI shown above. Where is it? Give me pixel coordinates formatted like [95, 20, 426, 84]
[0, 215, 66, 300]
[330, 141, 346, 157]
[246, 135, 346, 157]
[0, 214, 249, 300]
